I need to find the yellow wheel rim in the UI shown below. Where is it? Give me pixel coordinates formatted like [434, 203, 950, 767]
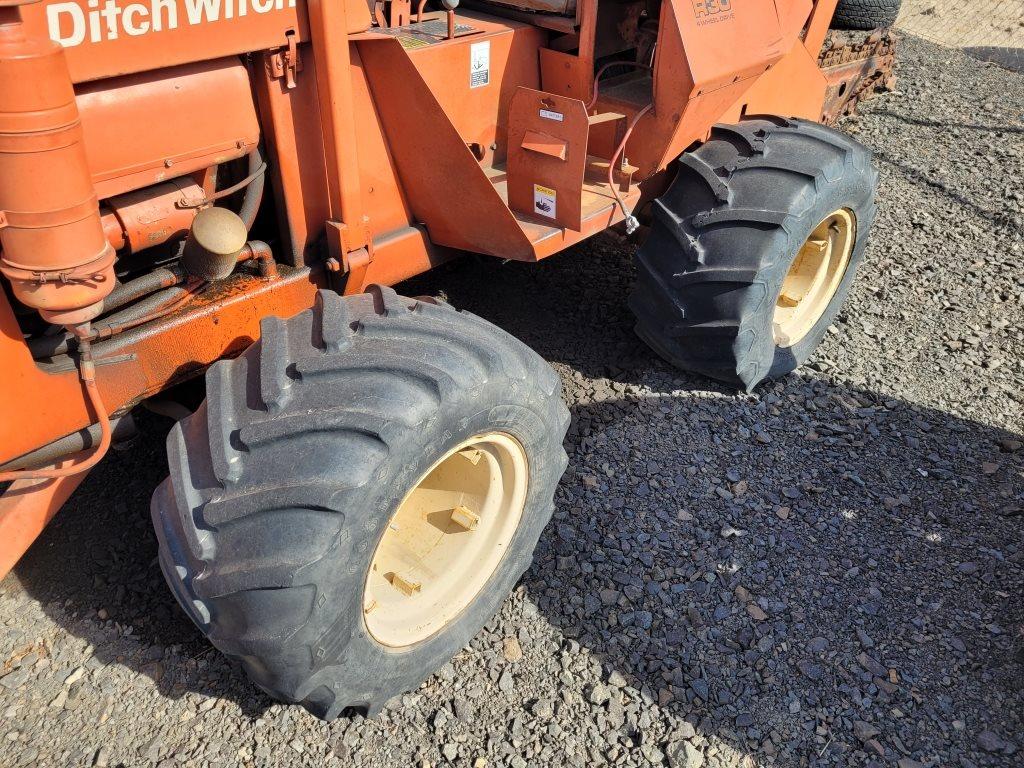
[362, 432, 529, 648]
[773, 208, 856, 348]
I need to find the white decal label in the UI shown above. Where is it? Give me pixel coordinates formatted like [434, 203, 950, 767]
[533, 184, 556, 219]
[539, 108, 564, 122]
[46, 0, 298, 48]
[469, 40, 490, 88]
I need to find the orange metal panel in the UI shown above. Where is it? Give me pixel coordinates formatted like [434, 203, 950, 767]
[349, 45, 416, 241]
[253, 46, 331, 264]
[507, 88, 589, 231]
[540, 48, 587, 101]
[803, 0, 841, 58]
[614, 0, 815, 179]
[527, 181, 639, 259]
[520, 131, 568, 161]
[377, 12, 546, 165]
[77, 57, 259, 200]
[22, 0, 311, 83]
[734, 42, 827, 122]
[0, 462, 89, 580]
[356, 31, 535, 259]
[538, 0, 596, 101]
[0, 269, 323, 465]
[307, 0, 367, 254]
[345, 226, 450, 294]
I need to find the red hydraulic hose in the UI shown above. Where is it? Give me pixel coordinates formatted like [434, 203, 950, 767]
[607, 102, 653, 230]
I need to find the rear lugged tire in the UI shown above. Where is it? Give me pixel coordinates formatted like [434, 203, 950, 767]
[630, 117, 877, 390]
[832, 0, 901, 29]
[151, 286, 569, 719]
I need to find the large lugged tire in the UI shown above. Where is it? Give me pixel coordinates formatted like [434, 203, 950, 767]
[630, 117, 877, 390]
[832, 0, 901, 29]
[151, 286, 569, 719]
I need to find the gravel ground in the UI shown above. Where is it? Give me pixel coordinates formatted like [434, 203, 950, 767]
[2, 34, 1023, 768]
[898, 0, 1024, 49]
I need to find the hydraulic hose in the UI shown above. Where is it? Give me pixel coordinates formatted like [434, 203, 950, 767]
[0, 336, 111, 482]
[238, 146, 265, 231]
[29, 266, 186, 358]
[587, 61, 652, 111]
[95, 284, 195, 330]
[31, 282, 204, 359]
[176, 147, 266, 232]
[102, 265, 185, 314]
[29, 236, 270, 361]
[0, 415, 134, 473]
[607, 102, 653, 234]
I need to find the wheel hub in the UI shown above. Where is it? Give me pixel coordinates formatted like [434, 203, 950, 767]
[362, 432, 529, 648]
[773, 208, 856, 347]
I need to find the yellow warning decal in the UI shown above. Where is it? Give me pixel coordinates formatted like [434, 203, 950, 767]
[533, 184, 556, 219]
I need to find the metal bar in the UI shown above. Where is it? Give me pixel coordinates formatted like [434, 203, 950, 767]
[804, 0, 841, 58]
[306, 0, 367, 253]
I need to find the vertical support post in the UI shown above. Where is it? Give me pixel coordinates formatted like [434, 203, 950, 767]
[305, 0, 368, 257]
[804, 0, 841, 58]
[576, 0, 598, 99]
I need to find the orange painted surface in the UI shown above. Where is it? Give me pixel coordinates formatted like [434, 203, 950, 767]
[357, 26, 537, 259]
[507, 88, 590, 230]
[0, 9, 115, 320]
[77, 57, 260, 200]
[20, 0, 315, 84]
[0, 463, 90, 579]
[0, 268, 324, 465]
[253, 45, 332, 265]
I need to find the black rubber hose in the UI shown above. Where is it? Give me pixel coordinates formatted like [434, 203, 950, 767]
[238, 146, 265, 231]
[0, 414, 135, 473]
[31, 284, 194, 359]
[103, 265, 185, 314]
[100, 284, 192, 327]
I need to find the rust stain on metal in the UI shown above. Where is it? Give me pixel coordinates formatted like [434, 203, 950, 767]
[818, 29, 897, 126]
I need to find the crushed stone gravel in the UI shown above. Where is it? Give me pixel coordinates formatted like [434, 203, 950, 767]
[1, 33, 1022, 768]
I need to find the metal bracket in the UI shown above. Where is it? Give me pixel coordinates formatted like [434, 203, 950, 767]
[268, 31, 302, 89]
[42, 353, 136, 375]
[325, 219, 374, 272]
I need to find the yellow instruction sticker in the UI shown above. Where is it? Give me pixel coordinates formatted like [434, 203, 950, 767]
[533, 184, 556, 219]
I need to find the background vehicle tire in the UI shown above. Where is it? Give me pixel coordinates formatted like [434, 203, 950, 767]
[629, 117, 877, 391]
[832, 0, 901, 30]
[151, 286, 569, 719]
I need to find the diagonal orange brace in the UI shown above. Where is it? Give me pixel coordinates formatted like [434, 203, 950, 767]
[0, 461, 90, 580]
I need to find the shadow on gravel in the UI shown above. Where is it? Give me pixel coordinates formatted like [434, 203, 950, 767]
[527, 389, 1022, 763]
[6, 245, 1023, 764]
[6, 408, 277, 720]
[870, 110, 1024, 134]
[870, 147, 1023, 234]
